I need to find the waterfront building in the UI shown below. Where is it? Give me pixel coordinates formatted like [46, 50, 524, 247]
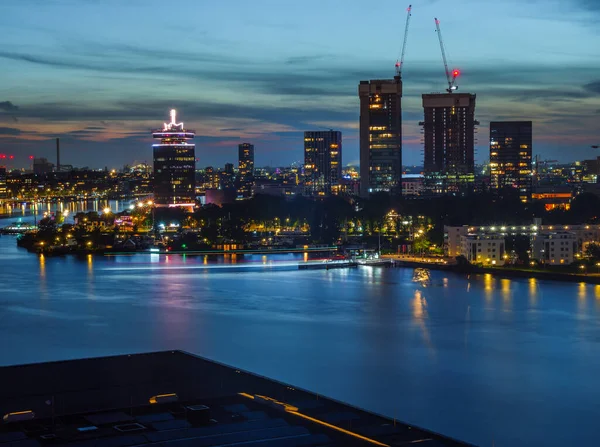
[303, 130, 342, 196]
[152, 109, 196, 207]
[532, 232, 577, 265]
[358, 77, 402, 196]
[490, 121, 533, 202]
[460, 234, 506, 266]
[238, 143, 255, 198]
[0, 166, 6, 201]
[445, 223, 600, 260]
[420, 93, 477, 195]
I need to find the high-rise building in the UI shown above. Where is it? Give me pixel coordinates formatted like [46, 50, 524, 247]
[358, 77, 402, 197]
[0, 166, 7, 201]
[420, 93, 477, 194]
[238, 143, 254, 198]
[304, 130, 342, 196]
[490, 121, 533, 202]
[152, 109, 196, 207]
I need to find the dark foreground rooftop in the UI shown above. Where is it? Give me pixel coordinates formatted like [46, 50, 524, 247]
[0, 351, 475, 447]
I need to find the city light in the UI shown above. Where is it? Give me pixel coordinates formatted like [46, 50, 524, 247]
[103, 207, 111, 214]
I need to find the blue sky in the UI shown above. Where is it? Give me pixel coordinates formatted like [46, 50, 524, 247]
[0, 0, 599, 169]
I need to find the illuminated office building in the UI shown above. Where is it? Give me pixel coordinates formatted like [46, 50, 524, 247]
[238, 143, 254, 197]
[0, 166, 7, 201]
[358, 77, 402, 197]
[152, 109, 196, 207]
[304, 130, 342, 196]
[490, 121, 533, 202]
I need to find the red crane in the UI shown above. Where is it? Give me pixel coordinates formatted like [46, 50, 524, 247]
[434, 18, 459, 93]
[395, 5, 412, 77]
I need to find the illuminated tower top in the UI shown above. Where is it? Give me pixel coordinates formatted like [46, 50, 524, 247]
[152, 109, 195, 143]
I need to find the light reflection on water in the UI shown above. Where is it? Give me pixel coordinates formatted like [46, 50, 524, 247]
[1, 235, 600, 447]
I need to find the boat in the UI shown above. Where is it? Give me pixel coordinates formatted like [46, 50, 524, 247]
[0, 221, 37, 235]
[412, 268, 431, 283]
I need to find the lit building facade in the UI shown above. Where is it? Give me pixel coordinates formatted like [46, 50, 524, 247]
[238, 143, 255, 197]
[304, 130, 342, 196]
[358, 77, 402, 197]
[152, 109, 196, 207]
[532, 232, 577, 265]
[445, 223, 599, 261]
[490, 121, 533, 202]
[460, 234, 506, 266]
[0, 166, 7, 201]
[420, 93, 477, 194]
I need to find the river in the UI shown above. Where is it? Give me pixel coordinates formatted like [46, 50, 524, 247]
[1, 214, 600, 447]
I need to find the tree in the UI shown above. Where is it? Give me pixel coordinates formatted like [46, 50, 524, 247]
[505, 234, 530, 264]
[586, 243, 600, 261]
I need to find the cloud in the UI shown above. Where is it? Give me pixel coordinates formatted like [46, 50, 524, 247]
[285, 55, 331, 65]
[578, 0, 600, 11]
[0, 101, 19, 112]
[583, 80, 600, 94]
[195, 135, 241, 143]
[0, 127, 21, 135]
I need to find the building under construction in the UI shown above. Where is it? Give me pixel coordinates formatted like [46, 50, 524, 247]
[420, 93, 478, 194]
[419, 18, 478, 195]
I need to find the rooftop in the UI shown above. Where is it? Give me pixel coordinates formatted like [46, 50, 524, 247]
[0, 351, 473, 447]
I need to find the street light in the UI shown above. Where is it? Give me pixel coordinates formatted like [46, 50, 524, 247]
[103, 207, 111, 214]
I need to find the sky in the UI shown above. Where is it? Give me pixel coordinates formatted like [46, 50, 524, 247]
[0, 0, 599, 170]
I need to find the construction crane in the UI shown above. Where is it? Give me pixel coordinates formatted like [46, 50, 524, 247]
[395, 4, 412, 77]
[434, 18, 459, 93]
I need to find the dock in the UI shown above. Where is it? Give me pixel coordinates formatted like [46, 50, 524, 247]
[0, 351, 474, 447]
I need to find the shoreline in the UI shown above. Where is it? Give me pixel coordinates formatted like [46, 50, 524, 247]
[393, 258, 600, 284]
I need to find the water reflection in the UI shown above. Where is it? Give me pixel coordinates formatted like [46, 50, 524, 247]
[412, 289, 435, 358]
[38, 254, 47, 298]
[529, 278, 538, 305]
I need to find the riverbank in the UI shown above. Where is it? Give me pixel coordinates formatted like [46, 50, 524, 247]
[391, 257, 600, 284]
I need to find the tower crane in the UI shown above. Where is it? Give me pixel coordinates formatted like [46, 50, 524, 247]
[434, 18, 459, 93]
[395, 5, 412, 77]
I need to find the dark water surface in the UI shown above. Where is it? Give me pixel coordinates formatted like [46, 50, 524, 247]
[1, 225, 599, 446]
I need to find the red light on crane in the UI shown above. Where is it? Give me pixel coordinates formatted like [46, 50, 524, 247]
[452, 69, 460, 77]
[29, 155, 34, 160]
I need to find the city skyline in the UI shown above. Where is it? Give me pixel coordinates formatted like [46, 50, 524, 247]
[0, 0, 599, 169]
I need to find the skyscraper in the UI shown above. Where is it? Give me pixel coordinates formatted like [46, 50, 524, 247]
[490, 121, 533, 202]
[0, 166, 7, 201]
[238, 143, 254, 197]
[420, 93, 477, 194]
[152, 109, 196, 207]
[303, 130, 342, 196]
[358, 77, 402, 197]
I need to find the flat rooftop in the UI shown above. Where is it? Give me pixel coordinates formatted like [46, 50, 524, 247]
[0, 351, 474, 447]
